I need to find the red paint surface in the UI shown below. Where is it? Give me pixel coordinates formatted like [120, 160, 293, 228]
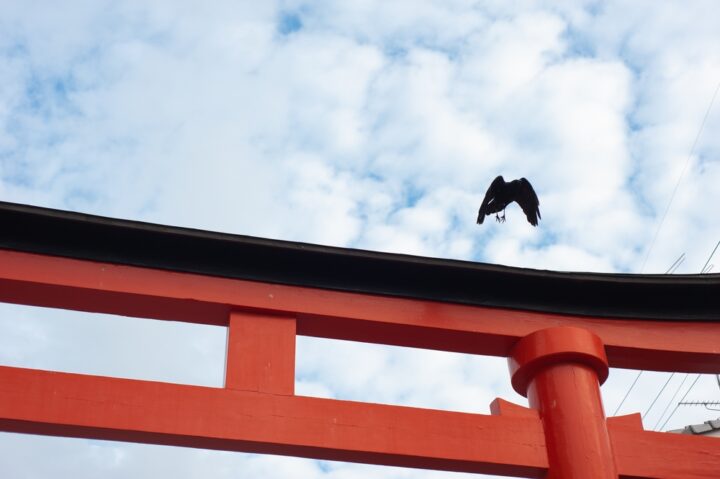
[1, 249, 719, 373]
[509, 326, 610, 395]
[611, 427, 720, 479]
[225, 311, 296, 394]
[511, 328, 617, 479]
[1, 250, 720, 477]
[0, 366, 548, 477]
[1, 365, 718, 478]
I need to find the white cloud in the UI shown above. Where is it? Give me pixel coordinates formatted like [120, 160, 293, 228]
[0, 304, 226, 387]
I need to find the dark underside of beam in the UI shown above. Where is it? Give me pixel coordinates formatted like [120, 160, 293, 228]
[2, 201, 719, 321]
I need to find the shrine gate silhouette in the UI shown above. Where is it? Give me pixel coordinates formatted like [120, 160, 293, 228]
[1, 201, 719, 478]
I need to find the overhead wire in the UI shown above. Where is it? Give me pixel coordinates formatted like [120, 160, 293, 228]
[653, 374, 690, 430]
[612, 370, 643, 416]
[611, 254, 685, 417]
[665, 252, 685, 274]
[700, 239, 720, 274]
[614, 78, 720, 417]
[649, 243, 720, 426]
[642, 372, 675, 420]
[637, 78, 720, 274]
[658, 374, 702, 431]
[659, 357, 720, 424]
[667, 254, 685, 274]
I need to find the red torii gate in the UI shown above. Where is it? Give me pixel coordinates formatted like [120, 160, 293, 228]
[1, 202, 719, 478]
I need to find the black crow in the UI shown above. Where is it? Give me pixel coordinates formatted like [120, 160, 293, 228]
[476, 176, 541, 226]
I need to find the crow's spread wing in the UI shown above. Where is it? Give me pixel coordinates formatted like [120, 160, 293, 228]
[477, 175, 505, 224]
[514, 178, 541, 226]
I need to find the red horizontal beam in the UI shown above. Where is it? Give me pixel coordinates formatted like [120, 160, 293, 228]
[1, 249, 719, 373]
[611, 426, 720, 479]
[0, 366, 547, 477]
[2, 366, 718, 478]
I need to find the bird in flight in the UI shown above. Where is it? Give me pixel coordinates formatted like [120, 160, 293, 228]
[476, 176, 541, 226]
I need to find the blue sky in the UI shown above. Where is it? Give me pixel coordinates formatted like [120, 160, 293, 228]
[1, 1, 720, 478]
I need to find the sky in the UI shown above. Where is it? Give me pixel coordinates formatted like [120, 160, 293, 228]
[1, 1, 720, 478]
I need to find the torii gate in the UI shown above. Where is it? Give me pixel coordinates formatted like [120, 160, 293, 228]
[1, 201, 719, 478]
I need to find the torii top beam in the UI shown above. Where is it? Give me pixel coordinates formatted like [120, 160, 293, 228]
[0, 201, 718, 373]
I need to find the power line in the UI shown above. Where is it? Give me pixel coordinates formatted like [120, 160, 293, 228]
[613, 370, 643, 416]
[625, 239, 719, 419]
[653, 373, 690, 430]
[637, 78, 720, 274]
[649, 244, 720, 427]
[658, 374, 702, 431]
[647, 244, 719, 425]
[615, 78, 719, 418]
[700, 239, 720, 274]
[612, 254, 686, 417]
[642, 372, 675, 420]
[665, 253, 685, 274]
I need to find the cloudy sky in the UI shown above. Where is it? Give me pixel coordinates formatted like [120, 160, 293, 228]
[1, 1, 720, 478]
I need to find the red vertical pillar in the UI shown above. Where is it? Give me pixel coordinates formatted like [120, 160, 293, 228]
[225, 310, 296, 395]
[509, 326, 617, 479]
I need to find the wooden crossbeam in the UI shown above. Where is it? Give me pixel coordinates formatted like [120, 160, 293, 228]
[1, 366, 719, 478]
[0, 366, 548, 478]
[611, 426, 720, 479]
[1, 249, 719, 373]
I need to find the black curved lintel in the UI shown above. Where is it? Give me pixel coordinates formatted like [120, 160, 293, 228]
[1, 201, 718, 321]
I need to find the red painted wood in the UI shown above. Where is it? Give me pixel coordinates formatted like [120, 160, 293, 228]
[511, 327, 617, 479]
[508, 326, 609, 394]
[0, 365, 548, 478]
[490, 398, 540, 419]
[1, 249, 719, 373]
[607, 413, 643, 431]
[225, 311, 296, 394]
[611, 428, 720, 479]
[1, 365, 718, 478]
